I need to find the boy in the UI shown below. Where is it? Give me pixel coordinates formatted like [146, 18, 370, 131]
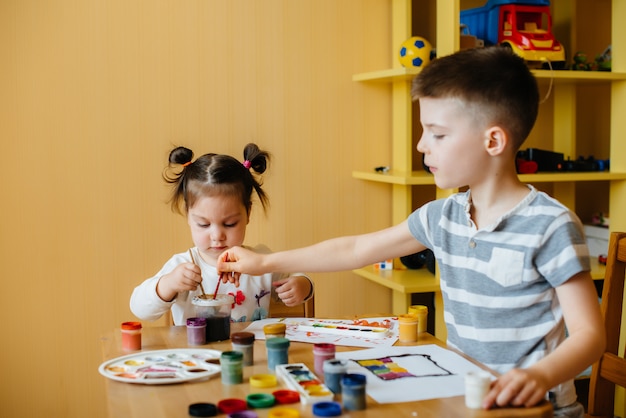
[217, 47, 605, 416]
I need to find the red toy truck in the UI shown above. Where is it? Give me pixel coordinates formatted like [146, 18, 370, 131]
[460, 0, 565, 67]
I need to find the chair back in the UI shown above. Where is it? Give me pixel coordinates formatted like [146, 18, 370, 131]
[269, 292, 315, 318]
[586, 231, 626, 417]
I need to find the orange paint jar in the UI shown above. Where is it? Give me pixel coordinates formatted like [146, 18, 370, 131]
[121, 321, 142, 351]
[397, 314, 418, 343]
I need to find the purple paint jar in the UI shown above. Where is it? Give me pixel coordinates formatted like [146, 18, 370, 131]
[187, 317, 207, 345]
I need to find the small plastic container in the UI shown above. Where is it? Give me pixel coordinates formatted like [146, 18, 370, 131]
[397, 313, 419, 343]
[188, 402, 217, 417]
[187, 317, 207, 345]
[221, 351, 244, 385]
[323, 359, 348, 394]
[121, 321, 142, 351]
[313, 343, 335, 378]
[408, 304, 428, 333]
[231, 331, 255, 366]
[465, 371, 491, 409]
[192, 294, 234, 342]
[263, 323, 286, 339]
[266, 337, 290, 371]
[341, 373, 367, 411]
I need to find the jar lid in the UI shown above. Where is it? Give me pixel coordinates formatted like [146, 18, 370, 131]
[263, 323, 286, 334]
[231, 331, 255, 344]
[250, 374, 277, 388]
[192, 294, 234, 307]
[228, 411, 258, 418]
[189, 402, 217, 417]
[246, 393, 275, 409]
[221, 350, 244, 361]
[312, 401, 342, 417]
[272, 389, 300, 404]
[322, 359, 349, 372]
[313, 343, 335, 353]
[409, 304, 428, 314]
[121, 321, 142, 330]
[268, 406, 300, 418]
[397, 313, 418, 323]
[265, 337, 290, 349]
[187, 317, 207, 327]
[341, 373, 366, 387]
[217, 398, 248, 414]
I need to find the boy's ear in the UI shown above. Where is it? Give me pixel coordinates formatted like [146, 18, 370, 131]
[483, 126, 508, 156]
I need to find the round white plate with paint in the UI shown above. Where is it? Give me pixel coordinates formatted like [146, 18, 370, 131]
[99, 348, 221, 384]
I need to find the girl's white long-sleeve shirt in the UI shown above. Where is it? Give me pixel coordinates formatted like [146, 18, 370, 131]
[130, 245, 309, 325]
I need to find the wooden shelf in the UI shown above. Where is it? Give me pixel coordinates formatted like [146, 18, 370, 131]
[353, 265, 439, 294]
[354, 67, 626, 84]
[353, 170, 626, 186]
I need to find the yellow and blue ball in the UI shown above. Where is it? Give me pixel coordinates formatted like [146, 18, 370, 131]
[398, 36, 432, 68]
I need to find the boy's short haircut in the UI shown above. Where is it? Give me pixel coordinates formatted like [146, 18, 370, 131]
[411, 46, 539, 151]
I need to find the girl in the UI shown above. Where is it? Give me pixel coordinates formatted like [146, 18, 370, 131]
[130, 144, 313, 324]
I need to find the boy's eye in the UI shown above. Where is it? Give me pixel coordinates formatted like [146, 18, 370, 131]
[432, 133, 444, 139]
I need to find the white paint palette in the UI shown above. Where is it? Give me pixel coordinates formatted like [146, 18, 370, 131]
[98, 348, 221, 385]
[275, 363, 335, 404]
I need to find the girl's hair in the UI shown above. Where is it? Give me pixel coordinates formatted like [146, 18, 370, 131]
[163, 143, 271, 215]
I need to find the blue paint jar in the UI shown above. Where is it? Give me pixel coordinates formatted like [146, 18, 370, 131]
[341, 373, 366, 410]
[323, 359, 348, 394]
[266, 337, 290, 371]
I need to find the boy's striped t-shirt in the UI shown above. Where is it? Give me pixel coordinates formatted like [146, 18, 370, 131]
[407, 185, 590, 407]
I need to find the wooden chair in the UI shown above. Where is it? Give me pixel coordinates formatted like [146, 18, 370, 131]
[586, 231, 626, 417]
[269, 292, 315, 318]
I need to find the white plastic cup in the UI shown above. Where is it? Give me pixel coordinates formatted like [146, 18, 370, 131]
[464, 371, 491, 409]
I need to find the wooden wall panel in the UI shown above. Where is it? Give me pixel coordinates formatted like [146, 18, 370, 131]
[0, 1, 392, 416]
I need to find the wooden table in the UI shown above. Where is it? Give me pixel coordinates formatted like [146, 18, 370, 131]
[100, 323, 553, 418]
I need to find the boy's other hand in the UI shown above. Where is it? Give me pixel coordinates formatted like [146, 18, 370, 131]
[482, 368, 549, 409]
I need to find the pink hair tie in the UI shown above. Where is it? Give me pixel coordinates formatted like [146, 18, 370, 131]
[243, 160, 252, 169]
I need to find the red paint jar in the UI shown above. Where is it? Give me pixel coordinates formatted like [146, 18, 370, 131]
[313, 343, 335, 378]
[121, 321, 142, 351]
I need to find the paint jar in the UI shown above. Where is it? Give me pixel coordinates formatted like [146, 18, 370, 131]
[187, 317, 207, 346]
[268, 407, 300, 418]
[340, 373, 367, 411]
[188, 402, 218, 417]
[323, 359, 348, 394]
[397, 313, 419, 343]
[220, 351, 244, 385]
[465, 371, 491, 409]
[263, 323, 286, 339]
[313, 343, 335, 378]
[408, 304, 428, 333]
[192, 294, 234, 342]
[121, 321, 142, 351]
[231, 332, 255, 366]
[266, 337, 290, 371]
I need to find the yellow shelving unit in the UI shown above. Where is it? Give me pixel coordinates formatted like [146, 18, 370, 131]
[352, 0, 626, 359]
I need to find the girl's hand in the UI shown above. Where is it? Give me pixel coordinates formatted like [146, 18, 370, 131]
[273, 276, 312, 306]
[482, 368, 549, 409]
[156, 262, 202, 302]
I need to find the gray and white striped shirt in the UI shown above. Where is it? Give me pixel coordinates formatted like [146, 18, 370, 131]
[408, 185, 589, 407]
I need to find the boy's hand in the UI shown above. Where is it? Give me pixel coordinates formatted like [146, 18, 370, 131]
[217, 246, 268, 286]
[273, 276, 311, 306]
[156, 262, 202, 302]
[482, 368, 549, 409]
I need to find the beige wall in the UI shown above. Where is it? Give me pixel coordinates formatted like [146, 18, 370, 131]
[0, 1, 394, 416]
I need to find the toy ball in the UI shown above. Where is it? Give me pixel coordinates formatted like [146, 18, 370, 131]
[398, 36, 432, 68]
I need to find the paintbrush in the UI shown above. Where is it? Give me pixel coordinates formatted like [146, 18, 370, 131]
[188, 249, 207, 298]
[213, 253, 229, 298]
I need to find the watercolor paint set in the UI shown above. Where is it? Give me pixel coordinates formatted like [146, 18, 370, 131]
[275, 363, 335, 404]
[297, 322, 390, 339]
[98, 348, 222, 385]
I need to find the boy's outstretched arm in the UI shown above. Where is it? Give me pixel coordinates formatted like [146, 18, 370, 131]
[482, 271, 606, 409]
[218, 220, 426, 282]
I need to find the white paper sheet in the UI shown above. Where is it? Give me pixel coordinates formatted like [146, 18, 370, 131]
[336, 345, 492, 403]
